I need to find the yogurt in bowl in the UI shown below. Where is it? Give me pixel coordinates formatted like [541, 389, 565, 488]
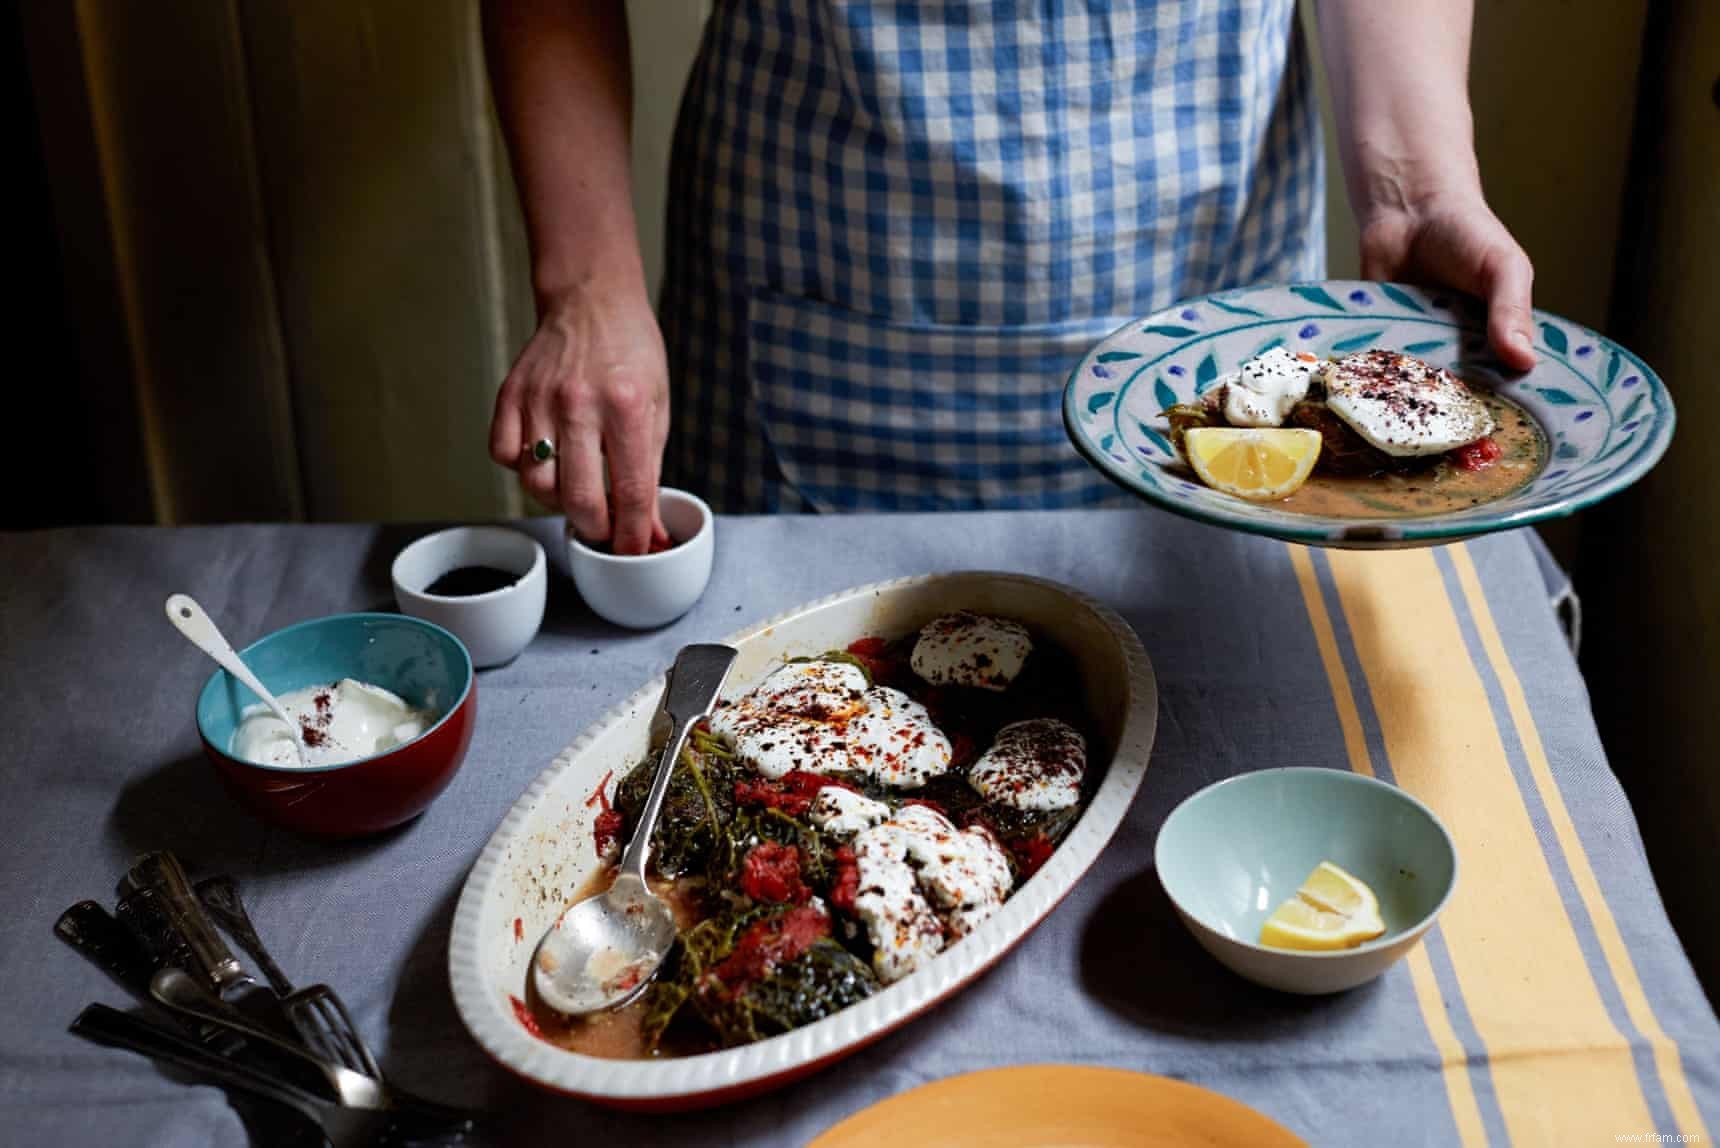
[231, 679, 433, 767]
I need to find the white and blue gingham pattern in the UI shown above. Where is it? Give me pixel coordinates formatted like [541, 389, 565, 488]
[661, 0, 1325, 513]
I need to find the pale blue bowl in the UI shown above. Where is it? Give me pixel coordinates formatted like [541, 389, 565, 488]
[1155, 767, 1457, 994]
[1065, 281, 1674, 548]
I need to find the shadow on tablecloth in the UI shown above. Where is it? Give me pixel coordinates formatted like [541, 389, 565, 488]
[1077, 863, 1380, 1035]
[104, 753, 422, 875]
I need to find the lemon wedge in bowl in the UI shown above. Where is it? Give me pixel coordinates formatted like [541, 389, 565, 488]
[1183, 427, 1322, 501]
[1260, 861, 1387, 952]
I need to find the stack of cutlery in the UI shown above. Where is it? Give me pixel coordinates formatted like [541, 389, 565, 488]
[57, 851, 479, 1147]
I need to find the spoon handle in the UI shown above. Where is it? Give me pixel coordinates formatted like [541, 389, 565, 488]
[164, 595, 302, 745]
[617, 644, 738, 883]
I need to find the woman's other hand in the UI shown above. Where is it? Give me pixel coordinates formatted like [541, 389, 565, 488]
[489, 285, 670, 554]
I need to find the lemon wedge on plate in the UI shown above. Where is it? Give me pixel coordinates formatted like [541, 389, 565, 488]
[1259, 861, 1387, 951]
[1183, 427, 1322, 501]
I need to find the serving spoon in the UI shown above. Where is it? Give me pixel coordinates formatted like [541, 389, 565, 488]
[532, 642, 739, 1015]
[165, 594, 306, 763]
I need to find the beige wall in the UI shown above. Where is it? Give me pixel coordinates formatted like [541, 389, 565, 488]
[238, 2, 532, 523]
[1581, 0, 1720, 994]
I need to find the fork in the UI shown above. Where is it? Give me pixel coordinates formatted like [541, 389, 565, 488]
[197, 875, 384, 1077]
[195, 875, 472, 1126]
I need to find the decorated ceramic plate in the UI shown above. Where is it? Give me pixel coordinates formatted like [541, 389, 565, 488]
[1063, 281, 1674, 548]
[448, 572, 1157, 1110]
[808, 1065, 1306, 1147]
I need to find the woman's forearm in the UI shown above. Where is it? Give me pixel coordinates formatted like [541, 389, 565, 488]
[1315, 0, 1481, 219]
[483, 0, 647, 308]
[1314, 0, 1535, 366]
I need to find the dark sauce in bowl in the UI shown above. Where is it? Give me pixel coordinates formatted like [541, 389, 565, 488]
[424, 566, 521, 597]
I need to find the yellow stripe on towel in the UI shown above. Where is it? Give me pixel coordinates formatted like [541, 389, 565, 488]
[1288, 546, 1489, 1148]
[1447, 545, 1709, 1142]
[1321, 546, 1653, 1143]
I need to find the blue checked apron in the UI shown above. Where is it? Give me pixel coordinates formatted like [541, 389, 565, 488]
[660, 1, 1325, 513]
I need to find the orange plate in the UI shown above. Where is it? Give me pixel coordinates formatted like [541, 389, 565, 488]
[809, 1065, 1307, 1148]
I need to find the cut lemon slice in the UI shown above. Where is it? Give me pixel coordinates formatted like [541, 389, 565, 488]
[1259, 861, 1387, 952]
[1183, 427, 1322, 501]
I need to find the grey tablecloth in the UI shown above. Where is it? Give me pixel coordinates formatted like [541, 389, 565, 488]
[2, 511, 1715, 1146]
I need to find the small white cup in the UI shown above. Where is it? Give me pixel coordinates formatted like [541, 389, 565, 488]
[566, 487, 715, 629]
[392, 526, 547, 668]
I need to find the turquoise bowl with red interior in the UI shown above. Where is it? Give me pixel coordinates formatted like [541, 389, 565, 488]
[195, 613, 476, 837]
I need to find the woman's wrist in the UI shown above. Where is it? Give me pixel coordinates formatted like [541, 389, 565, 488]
[1343, 105, 1483, 225]
[532, 256, 651, 323]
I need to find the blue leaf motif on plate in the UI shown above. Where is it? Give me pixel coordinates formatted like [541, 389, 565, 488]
[1378, 283, 1427, 313]
[1535, 387, 1580, 405]
[1403, 339, 1448, 354]
[1604, 350, 1622, 390]
[1101, 434, 1116, 453]
[1136, 421, 1173, 456]
[1086, 390, 1116, 415]
[1251, 336, 1286, 359]
[1143, 324, 1199, 337]
[1330, 329, 1386, 353]
[1209, 298, 1265, 318]
[1596, 437, 1636, 464]
[1289, 285, 1347, 312]
[1153, 377, 1179, 412]
[1096, 351, 1140, 363]
[1619, 393, 1646, 425]
[1195, 354, 1220, 394]
[1555, 441, 1580, 460]
[1539, 321, 1569, 355]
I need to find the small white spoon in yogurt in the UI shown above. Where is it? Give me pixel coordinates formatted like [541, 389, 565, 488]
[165, 594, 307, 765]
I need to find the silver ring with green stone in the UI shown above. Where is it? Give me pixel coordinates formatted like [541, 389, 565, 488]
[528, 438, 556, 464]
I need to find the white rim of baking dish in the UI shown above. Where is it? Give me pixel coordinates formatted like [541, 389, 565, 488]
[448, 570, 1159, 1102]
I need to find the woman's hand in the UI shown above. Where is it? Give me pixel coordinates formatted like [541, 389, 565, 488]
[1358, 187, 1537, 372]
[1314, 0, 1535, 372]
[489, 286, 671, 554]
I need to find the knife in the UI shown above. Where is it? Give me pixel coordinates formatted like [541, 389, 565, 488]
[122, 852, 296, 1039]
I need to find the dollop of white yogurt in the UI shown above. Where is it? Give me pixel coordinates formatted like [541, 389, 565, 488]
[1218, 346, 1323, 427]
[910, 612, 1034, 691]
[851, 804, 1013, 983]
[809, 786, 892, 838]
[707, 661, 952, 788]
[231, 679, 431, 768]
[968, 718, 1087, 812]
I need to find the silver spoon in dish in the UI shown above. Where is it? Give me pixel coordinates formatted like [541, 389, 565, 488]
[165, 594, 306, 764]
[531, 642, 739, 1015]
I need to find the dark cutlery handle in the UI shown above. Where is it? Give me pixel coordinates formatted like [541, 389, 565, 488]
[54, 901, 158, 999]
[196, 875, 296, 996]
[125, 852, 243, 986]
[70, 1003, 322, 1118]
[114, 884, 198, 974]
